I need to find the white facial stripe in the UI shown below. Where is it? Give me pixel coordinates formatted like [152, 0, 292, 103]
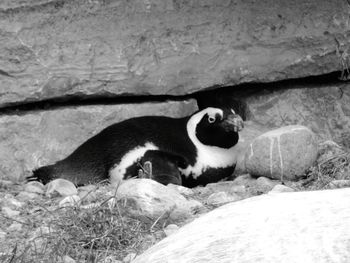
[182, 107, 238, 178]
[231, 109, 235, 114]
[208, 109, 222, 121]
[109, 142, 159, 186]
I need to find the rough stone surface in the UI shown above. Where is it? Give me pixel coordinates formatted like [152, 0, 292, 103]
[328, 180, 350, 189]
[24, 181, 45, 194]
[46, 179, 78, 197]
[8, 222, 22, 232]
[16, 191, 40, 200]
[0, 180, 14, 188]
[231, 174, 257, 185]
[59, 195, 81, 207]
[167, 184, 194, 197]
[78, 185, 98, 203]
[116, 179, 196, 223]
[255, 177, 280, 192]
[245, 83, 350, 149]
[0, 230, 6, 241]
[245, 125, 318, 180]
[2, 207, 20, 218]
[206, 192, 239, 206]
[62, 255, 76, 263]
[233, 122, 270, 175]
[0, 0, 349, 107]
[123, 253, 137, 263]
[133, 188, 350, 263]
[2, 197, 24, 209]
[269, 184, 295, 193]
[164, 224, 179, 237]
[0, 100, 197, 181]
[204, 181, 246, 196]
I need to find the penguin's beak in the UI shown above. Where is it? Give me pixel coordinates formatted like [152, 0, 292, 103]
[221, 109, 244, 133]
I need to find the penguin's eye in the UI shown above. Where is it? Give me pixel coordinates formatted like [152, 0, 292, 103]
[208, 116, 216, 123]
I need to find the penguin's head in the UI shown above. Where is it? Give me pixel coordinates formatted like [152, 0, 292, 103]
[187, 107, 244, 149]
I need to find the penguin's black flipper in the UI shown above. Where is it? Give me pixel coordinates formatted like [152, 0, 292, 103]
[27, 165, 55, 185]
[139, 150, 187, 186]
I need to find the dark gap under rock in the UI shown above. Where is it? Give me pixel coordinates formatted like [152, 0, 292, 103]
[196, 70, 346, 120]
[1, 71, 346, 118]
[0, 94, 195, 116]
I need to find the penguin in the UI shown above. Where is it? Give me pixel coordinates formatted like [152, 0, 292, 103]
[27, 107, 244, 188]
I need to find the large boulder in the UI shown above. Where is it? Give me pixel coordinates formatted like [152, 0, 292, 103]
[245, 125, 318, 181]
[133, 188, 350, 263]
[0, 0, 349, 107]
[0, 100, 197, 181]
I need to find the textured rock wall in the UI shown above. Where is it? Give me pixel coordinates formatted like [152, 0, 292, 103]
[246, 83, 350, 148]
[0, 0, 349, 107]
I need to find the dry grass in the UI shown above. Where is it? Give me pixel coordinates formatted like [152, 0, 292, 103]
[1, 190, 164, 263]
[297, 144, 350, 191]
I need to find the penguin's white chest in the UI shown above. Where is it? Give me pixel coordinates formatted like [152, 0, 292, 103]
[181, 107, 239, 179]
[179, 144, 238, 179]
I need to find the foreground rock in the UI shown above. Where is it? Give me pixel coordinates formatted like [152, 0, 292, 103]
[245, 125, 318, 181]
[0, 100, 197, 181]
[134, 188, 350, 263]
[0, 0, 348, 107]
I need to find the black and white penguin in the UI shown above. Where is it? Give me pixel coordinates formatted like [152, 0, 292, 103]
[27, 107, 244, 188]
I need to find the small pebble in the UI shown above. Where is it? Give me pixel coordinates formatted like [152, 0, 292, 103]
[8, 222, 22, 232]
[16, 191, 41, 201]
[123, 252, 137, 263]
[232, 174, 256, 185]
[0, 179, 14, 188]
[24, 181, 45, 194]
[2, 207, 20, 218]
[328, 180, 350, 189]
[4, 193, 15, 199]
[167, 184, 194, 196]
[102, 256, 122, 263]
[62, 255, 76, 263]
[78, 184, 97, 192]
[59, 195, 81, 207]
[0, 230, 7, 241]
[78, 190, 97, 203]
[164, 224, 179, 236]
[269, 184, 295, 193]
[230, 185, 246, 194]
[256, 176, 279, 192]
[30, 226, 53, 239]
[46, 179, 78, 197]
[187, 199, 205, 212]
[207, 192, 239, 206]
[3, 197, 24, 209]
